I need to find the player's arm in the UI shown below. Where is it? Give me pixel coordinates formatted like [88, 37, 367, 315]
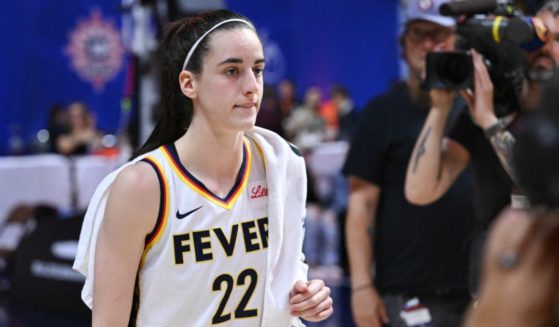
[405, 89, 470, 205]
[92, 162, 159, 326]
[289, 279, 333, 322]
[346, 177, 388, 327]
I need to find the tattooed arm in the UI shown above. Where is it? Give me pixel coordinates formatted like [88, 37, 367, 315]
[484, 119, 520, 185]
[460, 50, 520, 185]
[405, 89, 470, 205]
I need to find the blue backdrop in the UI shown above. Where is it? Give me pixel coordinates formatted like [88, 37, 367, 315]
[0, 1, 399, 155]
[228, 0, 399, 105]
[0, 0, 127, 155]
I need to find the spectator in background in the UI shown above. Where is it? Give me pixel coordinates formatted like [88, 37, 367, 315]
[283, 86, 326, 152]
[342, 0, 474, 326]
[332, 85, 357, 141]
[56, 102, 103, 156]
[277, 78, 300, 120]
[282, 85, 339, 280]
[319, 84, 356, 141]
[318, 86, 340, 139]
[255, 84, 285, 137]
[308, 84, 357, 280]
[45, 103, 69, 154]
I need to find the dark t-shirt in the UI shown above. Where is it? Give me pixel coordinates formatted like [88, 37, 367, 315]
[342, 82, 474, 294]
[448, 111, 517, 294]
[449, 111, 514, 230]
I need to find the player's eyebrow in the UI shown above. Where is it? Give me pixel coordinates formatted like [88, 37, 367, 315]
[217, 58, 266, 66]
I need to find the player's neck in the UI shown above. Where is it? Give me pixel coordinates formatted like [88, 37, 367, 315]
[175, 129, 246, 197]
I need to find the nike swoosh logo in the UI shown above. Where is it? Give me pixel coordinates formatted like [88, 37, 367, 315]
[176, 206, 203, 219]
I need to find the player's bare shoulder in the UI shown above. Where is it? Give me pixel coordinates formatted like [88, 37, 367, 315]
[113, 161, 160, 195]
[104, 161, 162, 233]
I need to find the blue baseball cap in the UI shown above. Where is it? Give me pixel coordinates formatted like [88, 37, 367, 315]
[406, 0, 455, 27]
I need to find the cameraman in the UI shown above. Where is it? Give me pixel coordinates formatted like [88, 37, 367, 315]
[343, 0, 474, 326]
[537, 1, 559, 63]
[464, 74, 559, 327]
[405, 2, 559, 296]
[522, 0, 559, 109]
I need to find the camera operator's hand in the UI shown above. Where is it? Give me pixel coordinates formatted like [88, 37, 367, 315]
[430, 88, 454, 113]
[460, 49, 499, 129]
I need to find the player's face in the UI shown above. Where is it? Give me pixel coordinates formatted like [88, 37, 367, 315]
[192, 28, 265, 133]
[404, 21, 456, 78]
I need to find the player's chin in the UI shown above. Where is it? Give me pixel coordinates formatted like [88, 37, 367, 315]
[234, 117, 257, 132]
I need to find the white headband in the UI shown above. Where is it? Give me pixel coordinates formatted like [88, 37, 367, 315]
[181, 18, 255, 71]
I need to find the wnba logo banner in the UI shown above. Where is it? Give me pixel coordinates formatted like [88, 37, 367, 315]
[65, 9, 125, 92]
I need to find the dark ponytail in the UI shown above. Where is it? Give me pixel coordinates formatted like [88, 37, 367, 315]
[132, 10, 253, 159]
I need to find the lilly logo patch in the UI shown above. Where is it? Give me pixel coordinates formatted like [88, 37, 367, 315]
[248, 181, 268, 206]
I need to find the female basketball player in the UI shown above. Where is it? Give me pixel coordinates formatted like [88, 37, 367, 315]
[74, 10, 333, 326]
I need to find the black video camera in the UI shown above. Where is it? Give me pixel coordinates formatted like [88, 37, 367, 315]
[424, 0, 549, 116]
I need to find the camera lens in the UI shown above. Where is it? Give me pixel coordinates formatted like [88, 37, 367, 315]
[437, 55, 470, 86]
[425, 51, 472, 89]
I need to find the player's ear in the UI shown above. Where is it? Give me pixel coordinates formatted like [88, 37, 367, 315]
[179, 71, 197, 99]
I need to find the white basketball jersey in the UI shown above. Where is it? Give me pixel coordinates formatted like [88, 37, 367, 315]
[132, 137, 269, 326]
